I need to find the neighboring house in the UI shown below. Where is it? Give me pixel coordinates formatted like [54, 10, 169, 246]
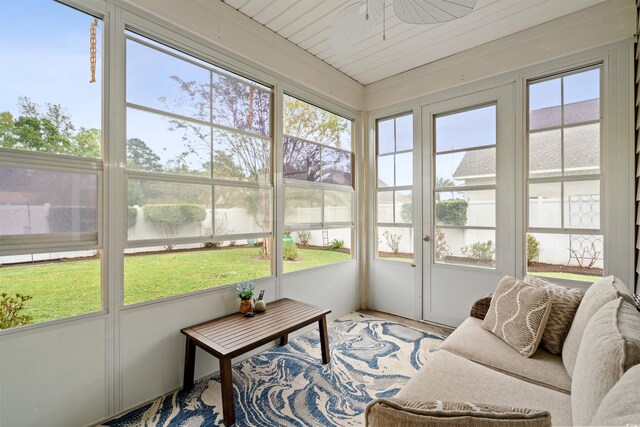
[450, 98, 601, 267]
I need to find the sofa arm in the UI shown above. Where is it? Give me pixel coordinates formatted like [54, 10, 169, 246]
[365, 398, 551, 427]
[470, 293, 493, 320]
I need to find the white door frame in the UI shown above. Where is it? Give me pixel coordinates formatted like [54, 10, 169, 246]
[421, 85, 516, 326]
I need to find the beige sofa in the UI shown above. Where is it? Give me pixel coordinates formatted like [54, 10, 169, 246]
[366, 276, 640, 426]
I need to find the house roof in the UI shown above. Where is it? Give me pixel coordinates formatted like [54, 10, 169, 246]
[530, 98, 599, 129]
[453, 99, 599, 179]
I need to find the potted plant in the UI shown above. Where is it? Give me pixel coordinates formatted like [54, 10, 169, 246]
[235, 280, 256, 314]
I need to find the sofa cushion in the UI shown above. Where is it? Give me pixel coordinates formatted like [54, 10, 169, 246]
[590, 364, 640, 426]
[366, 398, 551, 427]
[571, 298, 640, 426]
[523, 275, 584, 354]
[482, 276, 553, 357]
[398, 351, 572, 426]
[562, 276, 634, 377]
[441, 317, 571, 393]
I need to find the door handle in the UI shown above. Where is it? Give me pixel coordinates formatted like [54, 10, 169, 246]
[423, 235, 431, 242]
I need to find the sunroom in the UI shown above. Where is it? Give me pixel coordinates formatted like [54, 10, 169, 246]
[0, 0, 637, 426]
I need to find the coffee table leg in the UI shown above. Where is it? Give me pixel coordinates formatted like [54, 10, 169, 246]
[280, 334, 288, 346]
[220, 356, 235, 426]
[183, 338, 196, 389]
[318, 316, 330, 364]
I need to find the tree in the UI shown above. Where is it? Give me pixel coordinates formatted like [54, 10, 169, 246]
[400, 202, 412, 224]
[283, 97, 349, 149]
[157, 71, 349, 257]
[126, 137, 163, 172]
[74, 128, 101, 158]
[0, 97, 100, 158]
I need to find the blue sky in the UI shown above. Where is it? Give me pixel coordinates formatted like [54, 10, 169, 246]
[0, 0, 102, 130]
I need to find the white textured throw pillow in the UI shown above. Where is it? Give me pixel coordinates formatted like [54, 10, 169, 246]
[482, 276, 553, 357]
[523, 275, 584, 354]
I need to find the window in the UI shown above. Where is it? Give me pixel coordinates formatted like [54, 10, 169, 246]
[283, 95, 354, 272]
[125, 33, 273, 303]
[434, 105, 497, 268]
[376, 114, 414, 261]
[0, 0, 103, 328]
[526, 66, 602, 282]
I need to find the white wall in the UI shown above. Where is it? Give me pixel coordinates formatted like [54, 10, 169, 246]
[0, 316, 108, 427]
[364, 0, 635, 110]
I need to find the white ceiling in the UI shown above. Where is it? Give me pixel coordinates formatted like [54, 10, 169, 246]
[220, 0, 606, 85]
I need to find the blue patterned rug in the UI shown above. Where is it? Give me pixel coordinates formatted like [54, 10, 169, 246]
[100, 313, 444, 427]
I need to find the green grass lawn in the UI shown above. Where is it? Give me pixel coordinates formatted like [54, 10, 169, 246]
[0, 247, 351, 325]
[532, 271, 599, 283]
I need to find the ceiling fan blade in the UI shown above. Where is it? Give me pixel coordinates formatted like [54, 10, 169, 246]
[331, 0, 385, 53]
[393, 0, 478, 24]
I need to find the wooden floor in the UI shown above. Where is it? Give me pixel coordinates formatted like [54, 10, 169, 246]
[357, 309, 454, 338]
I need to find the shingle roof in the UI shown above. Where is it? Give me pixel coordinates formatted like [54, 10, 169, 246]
[453, 99, 599, 179]
[530, 98, 599, 130]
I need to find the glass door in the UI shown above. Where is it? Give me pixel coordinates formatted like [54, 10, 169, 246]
[422, 86, 515, 326]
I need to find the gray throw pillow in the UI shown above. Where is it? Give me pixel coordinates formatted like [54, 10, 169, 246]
[523, 275, 584, 354]
[482, 276, 553, 357]
[366, 398, 552, 427]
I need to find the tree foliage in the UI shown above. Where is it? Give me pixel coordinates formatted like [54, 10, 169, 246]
[283, 97, 349, 149]
[0, 293, 33, 330]
[400, 202, 412, 224]
[527, 234, 541, 264]
[128, 206, 138, 229]
[0, 97, 100, 157]
[435, 199, 468, 226]
[127, 137, 163, 172]
[143, 204, 206, 241]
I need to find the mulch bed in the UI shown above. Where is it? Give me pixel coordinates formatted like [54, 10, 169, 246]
[378, 251, 413, 259]
[527, 262, 602, 276]
[441, 255, 495, 268]
[301, 244, 351, 254]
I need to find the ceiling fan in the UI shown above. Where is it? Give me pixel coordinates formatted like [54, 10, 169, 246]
[331, 0, 478, 53]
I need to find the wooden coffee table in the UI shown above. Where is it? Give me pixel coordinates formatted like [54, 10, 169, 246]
[181, 298, 331, 426]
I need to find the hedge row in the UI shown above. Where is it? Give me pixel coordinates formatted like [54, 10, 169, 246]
[143, 204, 206, 225]
[435, 199, 468, 226]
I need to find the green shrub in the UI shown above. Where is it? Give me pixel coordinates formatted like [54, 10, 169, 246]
[143, 204, 206, 239]
[283, 241, 299, 260]
[0, 293, 32, 329]
[327, 239, 344, 250]
[127, 206, 138, 229]
[435, 199, 468, 225]
[400, 202, 412, 224]
[297, 230, 311, 246]
[461, 240, 495, 262]
[435, 229, 451, 261]
[382, 231, 402, 254]
[527, 234, 540, 264]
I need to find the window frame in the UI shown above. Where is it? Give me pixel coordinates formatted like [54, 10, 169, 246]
[432, 102, 498, 269]
[281, 92, 356, 270]
[525, 64, 604, 281]
[0, 0, 109, 331]
[375, 112, 415, 261]
[281, 91, 356, 236]
[124, 31, 275, 250]
[121, 30, 277, 304]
